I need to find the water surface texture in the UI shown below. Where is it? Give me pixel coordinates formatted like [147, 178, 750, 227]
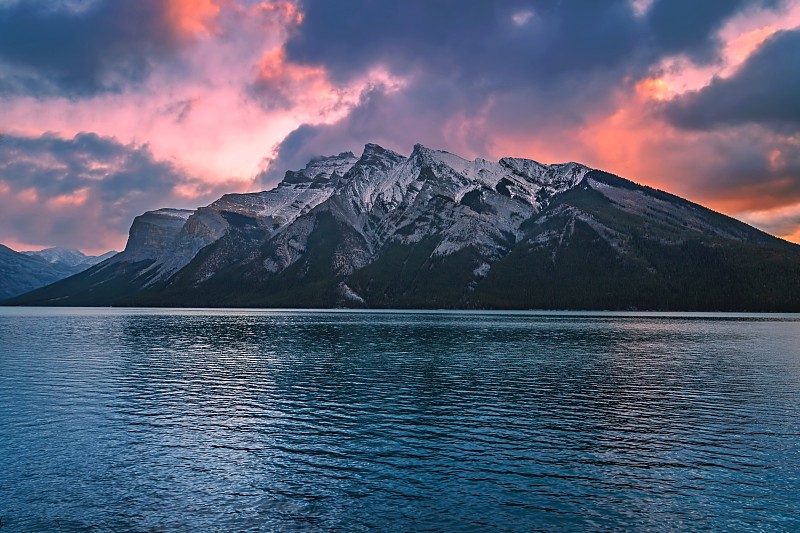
[1, 308, 799, 531]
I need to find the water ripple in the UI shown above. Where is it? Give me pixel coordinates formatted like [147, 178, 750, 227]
[1, 309, 799, 531]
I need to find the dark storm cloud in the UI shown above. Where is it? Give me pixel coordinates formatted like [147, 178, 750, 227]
[0, 133, 174, 195]
[636, 124, 800, 214]
[286, 0, 646, 88]
[662, 30, 800, 133]
[700, 130, 800, 195]
[644, 0, 778, 61]
[255, 85, 481, 187]
[0, 132, 231, 251]
[0, 1, 188, 97]
[258, 1, 680, 187]
[264, 0, 792, 188]
[257, 123, 323, 184]
[284, 0, 784, 88]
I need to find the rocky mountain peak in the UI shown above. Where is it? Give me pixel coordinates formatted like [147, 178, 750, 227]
[279, 151, 358, 187]
[362, 142, 387, 154]
[360, 142, 404, 160]
[349, 143, 407, 174]
[409, 143, 445, 163]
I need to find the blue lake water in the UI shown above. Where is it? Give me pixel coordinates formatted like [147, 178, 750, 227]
[1, 308, 799, 531]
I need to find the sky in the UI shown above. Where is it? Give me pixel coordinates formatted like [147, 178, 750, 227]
[0, 0, 799, 254]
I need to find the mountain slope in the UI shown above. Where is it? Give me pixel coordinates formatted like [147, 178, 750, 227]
[9, 144, 800, 310]
[471, 171, 800, 311]
[0, 245, 88, 301]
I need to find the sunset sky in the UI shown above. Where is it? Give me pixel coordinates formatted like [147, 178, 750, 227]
[1, 0, 799, 254]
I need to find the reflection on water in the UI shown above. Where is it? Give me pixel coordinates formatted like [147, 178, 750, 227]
[1, 309, 799, 531]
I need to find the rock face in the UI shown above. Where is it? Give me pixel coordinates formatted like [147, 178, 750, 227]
[9, 143, 800, 310]
[120, 209, 193, 262]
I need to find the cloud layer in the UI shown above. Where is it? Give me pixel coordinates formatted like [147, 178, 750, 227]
[0, 0, 216, 97]
[663, 29, 800, 132]
[0, 132, 239, 254]
[1, 0, 800, 251]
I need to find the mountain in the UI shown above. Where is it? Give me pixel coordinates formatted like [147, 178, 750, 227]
[8, 143, 800, 310]
[0, 245, 117, 302]
[0, 245, 115, 301]
[22, 247, 117, 268]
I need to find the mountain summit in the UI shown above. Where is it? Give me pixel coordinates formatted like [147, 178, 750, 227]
[9, 144, 800, 310]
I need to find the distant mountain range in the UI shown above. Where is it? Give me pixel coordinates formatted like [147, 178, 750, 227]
[7, 143, 800, 310]
[0, 246, 116, 301]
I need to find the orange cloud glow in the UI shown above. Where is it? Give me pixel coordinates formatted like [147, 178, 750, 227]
[166, 0, 222, 39]
[257, 47, 328, 93]
[635, 77, 672, 101]
[45, 189, 90, 209]
[782, 227, 800, 243]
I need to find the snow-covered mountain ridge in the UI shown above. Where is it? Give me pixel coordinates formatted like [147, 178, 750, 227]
[22, 247, 116, 267]
[11, 142, 800, 310]
[104, 143, 592, 281]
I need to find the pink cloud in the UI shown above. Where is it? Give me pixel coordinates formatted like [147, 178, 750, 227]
[0, 132, 250, 254]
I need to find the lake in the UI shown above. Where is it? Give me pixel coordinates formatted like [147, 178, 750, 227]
[1, 308, 799, 531]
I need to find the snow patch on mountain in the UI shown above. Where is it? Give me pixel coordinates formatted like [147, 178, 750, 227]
[112, 143, 597, 285]
[22, 247, 117, 268]
[211, 151, 358, 226]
